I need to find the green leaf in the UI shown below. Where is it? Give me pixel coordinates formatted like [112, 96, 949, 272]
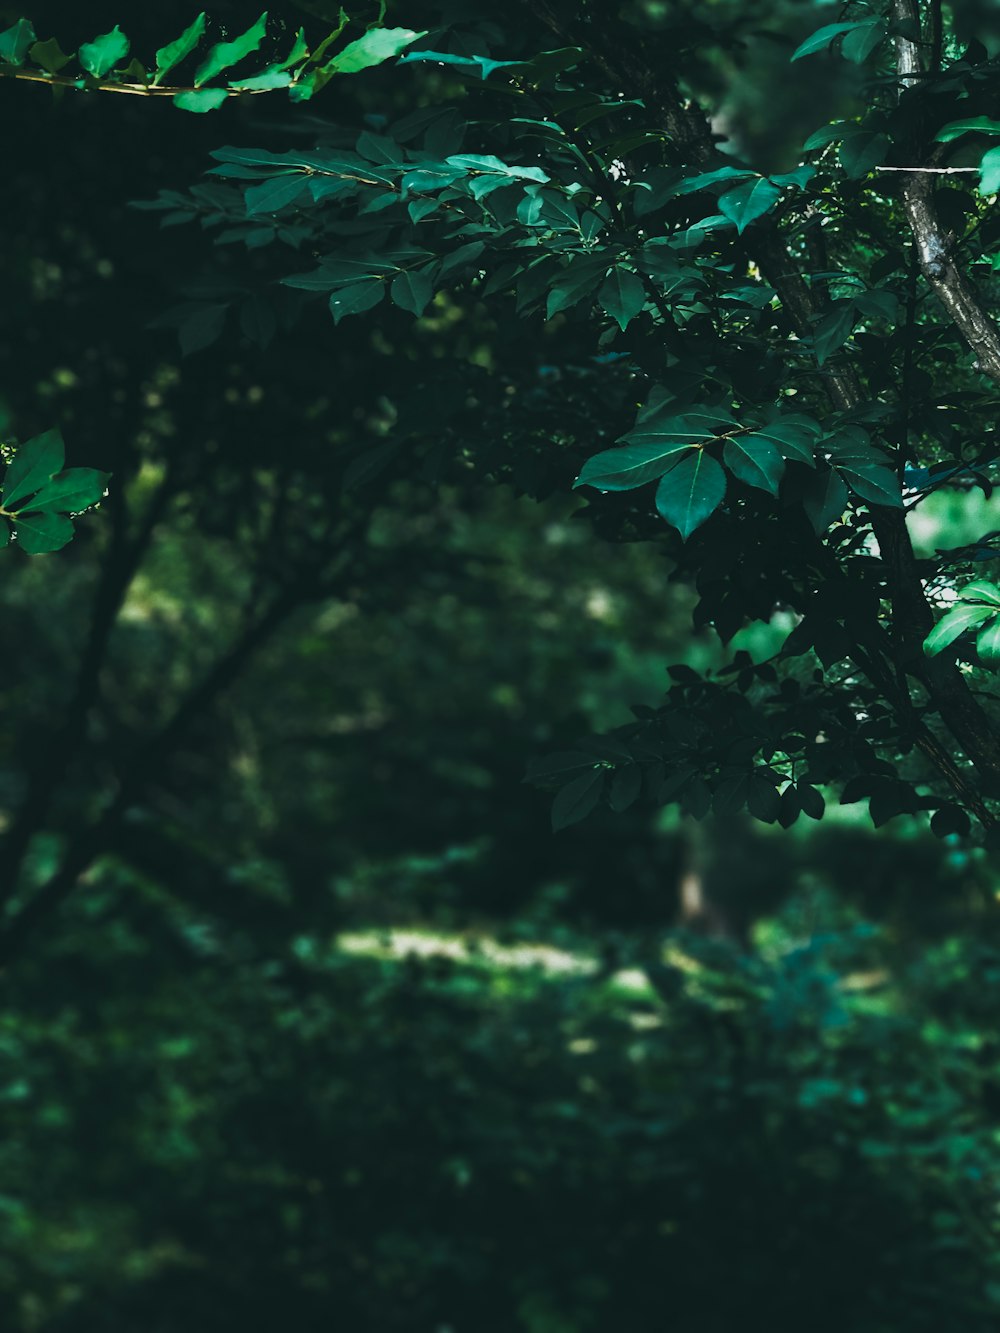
[228, 68, 292, 91]
[717, 178, 781, 234]
[551, 769, 604, 830]
[277, 27, 309, 71]
[29, 468, 108, 513]
[28, 36, 71, 74]
[245, 174, 308, 215]
[329, 280, 385, 323]
[2, 429, 64, 508]
[390, 267, 435, 316]
[0, 18, 35, 66]
[723, 434, 784, 494]
[839, 131, 890, 179]
[791, 21, 872, 61]
[194, 12, 268, 86]
[801, 467, 848, 534]
[934, 117, 1000, 143]
[153, 12, 206, 84]
[654, 451, 726, 540]
[173, 88, 228, 112]
[575, 441, 693, 491]
[598, 269, 646, 331]
[0, 523, 9, 548]
[78, 25, 130, 78]
[14, 511, 74, 554]
[958, 579, 1000, 607]
[327, 27, 425, 75]
[976, 616, 1000, 663]
[979, 147, 1000, 195]
[923, 602, 995, 656]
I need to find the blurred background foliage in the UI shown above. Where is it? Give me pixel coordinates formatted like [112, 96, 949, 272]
[2, 1, 1000, 1330]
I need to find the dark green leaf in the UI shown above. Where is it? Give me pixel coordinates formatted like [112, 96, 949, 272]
[546, 255, 608, 318]
[551, 769, 604, 830]
[841, 21, 885, 63]
[750, 417, 819, 467]
[802, 122, 848, 151]
[329, 280, 385, 323]
[675, 166, 755, 194]
[931, 805, 972, 837]
[811, 303, 855, 365]
[869, 785, 914, 829]
[575, 441, 694, 492]
[837, 463, 903, 508]
[28, 36, 71, 73]
[598, 269, 646, 331]
[245, 174, 309, 215]
[797, 784, 825, 820]
[723, 434, 784, 494]
[178, 303, 227, 355]
[717, 178, 781, 234]
[801, 467, 848, 534]
[390, 267, 435, 316]
[681, 775, 711, 819]
[714, 773, 750, 815]
[840, 131, 890, 179]
[14, 511, 74, 554]
[778, 786, 801, 828]
[791, 21, 872, 61]
[747, 774, 780, 822]
[654, 451, 726, 540]
[28, 468, 108, 513]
